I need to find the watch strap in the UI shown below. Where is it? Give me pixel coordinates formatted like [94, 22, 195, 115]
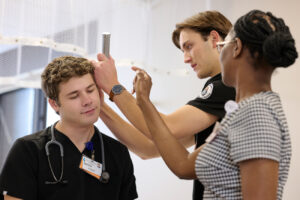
[109, 90, 115, 102]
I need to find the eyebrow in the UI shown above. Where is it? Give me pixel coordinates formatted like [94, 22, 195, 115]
[66, 83, 96, 96]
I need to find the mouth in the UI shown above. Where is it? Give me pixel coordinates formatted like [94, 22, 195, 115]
[191, 64, 197, 70]
[81, 108, 96, 114]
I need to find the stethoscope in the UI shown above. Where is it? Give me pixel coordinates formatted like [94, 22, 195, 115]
[44, 122, 110, 184]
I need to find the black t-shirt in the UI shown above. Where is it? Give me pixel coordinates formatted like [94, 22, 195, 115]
[187, 73, 235, 200]
[0, 126, 138, 200]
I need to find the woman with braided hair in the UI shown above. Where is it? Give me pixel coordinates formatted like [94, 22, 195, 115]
[133, 10, 298, 199]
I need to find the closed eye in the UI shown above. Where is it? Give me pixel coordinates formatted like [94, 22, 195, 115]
[86, 85, 96, 93]
[69, 94, 78, 99]
[87, 88, 95, 93]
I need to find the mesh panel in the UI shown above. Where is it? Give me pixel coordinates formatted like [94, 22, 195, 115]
[0, 0, 154, 94]
[20, 46, 49, 73]
[0, 48, 18, 76]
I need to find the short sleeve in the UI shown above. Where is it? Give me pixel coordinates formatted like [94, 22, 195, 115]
[229, 101, 282, 163]
[0, 138, 38, 200]
[119, 148, 138, 200]
[187, 79, 235, 119]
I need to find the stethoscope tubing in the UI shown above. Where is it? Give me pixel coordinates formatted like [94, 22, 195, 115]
[45, 122, 109, 184]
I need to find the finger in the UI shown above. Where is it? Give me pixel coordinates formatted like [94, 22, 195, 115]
[90, 60, 98, 67]
[107, 54, 114, 61]
[134, 72, 145, 96]
[97, 53, 108, 61]
[111, 57, 115, 65]
[136, 70, 149, 80]
[136, 70, 146, 79]
[131, 88, 135, 95]
[132, 76, 137, 94]
[99, 89, 104, 100]
[135, 73, 145, 92]
[131, 66, 143, 72]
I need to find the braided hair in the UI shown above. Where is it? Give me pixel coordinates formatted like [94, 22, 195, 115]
[234, 10, 298, 68]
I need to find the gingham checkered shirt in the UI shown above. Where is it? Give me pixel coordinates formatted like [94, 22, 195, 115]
[195, 91, 291, 199]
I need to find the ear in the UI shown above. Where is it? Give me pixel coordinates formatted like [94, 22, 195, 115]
[209, 30, 222, 48]
[233, 38, 243, 58]
[48, 98, 59, 113]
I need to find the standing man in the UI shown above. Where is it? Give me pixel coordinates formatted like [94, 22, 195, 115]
[92, 11, 235, 199]
[0, 56, 138, 200]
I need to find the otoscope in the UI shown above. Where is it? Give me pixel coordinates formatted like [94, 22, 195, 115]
[102, 32, 110, 57]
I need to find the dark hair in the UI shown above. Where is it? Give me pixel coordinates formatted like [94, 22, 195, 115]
[172, 11, 232, 49]
[234, 10, 298, 68]
[41, 56, 94, 102]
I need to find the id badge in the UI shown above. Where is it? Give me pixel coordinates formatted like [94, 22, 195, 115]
[79, 155, 102, 179]
[205, 122, 221, 143]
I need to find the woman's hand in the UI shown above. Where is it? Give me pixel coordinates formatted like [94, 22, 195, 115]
[132, 67, 152, 104]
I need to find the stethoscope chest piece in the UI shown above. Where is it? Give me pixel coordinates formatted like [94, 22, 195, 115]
[100, 171, 110, 183]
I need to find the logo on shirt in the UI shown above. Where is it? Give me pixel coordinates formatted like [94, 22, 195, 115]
[200, 83, 213, 99]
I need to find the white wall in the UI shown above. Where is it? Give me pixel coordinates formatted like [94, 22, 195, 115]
[46, 0, 300, 199]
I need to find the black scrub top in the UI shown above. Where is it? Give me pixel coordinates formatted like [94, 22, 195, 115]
[0, 126, 138, 200]
[187, 73, 235, 200]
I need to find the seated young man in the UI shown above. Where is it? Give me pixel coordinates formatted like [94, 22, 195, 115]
[0, 56, 138, 200]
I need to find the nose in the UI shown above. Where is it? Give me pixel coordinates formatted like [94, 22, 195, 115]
[81, 93, 92, 106]
[183, 51, 191, 63]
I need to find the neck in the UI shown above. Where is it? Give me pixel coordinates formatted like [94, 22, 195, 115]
[234, 63, 273, 102]
[210, 69, 221, 78]
[55, 121, 94, 152]
[210, 62, 221, 78]
[235, 83, 271, 102]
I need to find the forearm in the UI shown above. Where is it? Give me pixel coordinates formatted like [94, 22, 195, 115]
[113, 89, 153, 139]
[100, 102, 160, 159]
[113, 89, 195, 147]
[137, 97, 197, 179]
[4, 195, 22, 200]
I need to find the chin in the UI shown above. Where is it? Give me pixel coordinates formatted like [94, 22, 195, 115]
[81, 119, 98, 127]
[81, 114, 99, 126]
[197, 72, 209, 79]
[90, 115, 100, 124]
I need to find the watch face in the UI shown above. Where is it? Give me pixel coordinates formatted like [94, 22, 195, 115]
[112, 85, 123, 94]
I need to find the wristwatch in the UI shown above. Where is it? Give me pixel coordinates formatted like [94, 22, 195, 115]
[109, 84, 124, 102]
